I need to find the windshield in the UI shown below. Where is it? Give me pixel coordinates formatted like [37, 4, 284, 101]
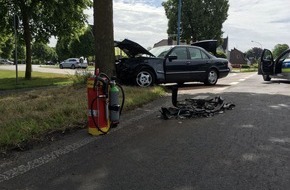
[149, 46, 173, 58]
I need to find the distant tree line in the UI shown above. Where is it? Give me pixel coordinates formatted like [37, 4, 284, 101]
[0, 25, 95, 65]
[0, 0, 92, 79]
[245, 44, 289, 64]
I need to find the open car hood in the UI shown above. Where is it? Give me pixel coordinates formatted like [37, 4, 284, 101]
[191, 40, 217, 55]
[114, 39, 155, 58]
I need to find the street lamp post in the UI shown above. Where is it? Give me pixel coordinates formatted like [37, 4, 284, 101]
[251, 40, 263, 62]
[251, 40, 263, 49]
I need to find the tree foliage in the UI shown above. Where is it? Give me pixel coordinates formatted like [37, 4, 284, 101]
[69, 26, 95, 58]
[13, 44, 26, 61]
[56, 25, 94, 61]
[162, 0, 229, 43]
[272, 44, 289, 59]
[216, 51, 227, 58]
[32, 42, 57, 63]
[0, 0, 92, 79]
[0, 34, 14, 59]
[245, 47, 263, 63]
[56, 37, 72, 61]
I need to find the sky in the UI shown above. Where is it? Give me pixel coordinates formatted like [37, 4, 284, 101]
[52, 0, 290, 53]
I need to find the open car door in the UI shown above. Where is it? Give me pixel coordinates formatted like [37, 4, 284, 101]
[274, 49, 290, 75]
[259, 49, 274, 77]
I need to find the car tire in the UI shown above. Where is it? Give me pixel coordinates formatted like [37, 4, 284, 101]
[60, 64, 63, 69]
[263, 75, 271, 81]
[136, 69, 155, 87]
[204, 69, 218, 85]
[71, 64, 75, 69]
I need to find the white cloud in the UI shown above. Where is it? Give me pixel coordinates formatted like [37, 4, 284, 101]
[113, 1, 167, 48]
[51, 0, 290, 53]
[223, 0, 290, 51]
[84, 0, 168, 49]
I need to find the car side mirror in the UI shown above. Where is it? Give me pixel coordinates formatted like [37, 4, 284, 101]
[168, 55, 177, 62]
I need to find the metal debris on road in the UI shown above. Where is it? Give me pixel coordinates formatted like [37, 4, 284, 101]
[160, 96, 235, 120]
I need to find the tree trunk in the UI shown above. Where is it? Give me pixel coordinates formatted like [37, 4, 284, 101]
[21, 5, 32, 79]
[93, 0, 115, 76]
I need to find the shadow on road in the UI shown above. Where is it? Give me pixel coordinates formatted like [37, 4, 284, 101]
[262, 79, 290, 84]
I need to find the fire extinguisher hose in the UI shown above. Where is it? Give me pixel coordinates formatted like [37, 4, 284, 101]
[116, 83, 125, 116]
[91, 73, 110, 135]
[90, 96, 108, 135]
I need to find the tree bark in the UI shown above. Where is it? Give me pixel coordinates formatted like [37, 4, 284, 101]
[21, 4, 32, 79]
[93, 0, 115, 76]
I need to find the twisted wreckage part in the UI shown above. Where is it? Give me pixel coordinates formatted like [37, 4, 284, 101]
[160, 86, 235, 120]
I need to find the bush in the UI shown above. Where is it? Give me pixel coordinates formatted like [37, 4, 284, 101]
[71, 70, 93, 85]
[216, 51, 227, 58]
[231, 64, 241, 68]
[241, 64, 250, 69]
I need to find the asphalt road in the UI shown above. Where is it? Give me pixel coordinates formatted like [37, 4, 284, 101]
[1, 72, 290, 190]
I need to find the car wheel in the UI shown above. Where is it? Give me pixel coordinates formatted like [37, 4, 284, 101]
[71, 64, 75, 69]
[60, 64, 63, 69]
[204, 69, 218, 85]
[263, 75, 271, 81]
[136, 69, 155, 87]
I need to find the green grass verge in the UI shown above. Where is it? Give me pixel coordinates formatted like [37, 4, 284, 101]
[282, 68, 290, 73]
[39, 65, 95, 71]
[0, 84, 165, 152]
[0, 70, 72, 90]
[232, 68, 258, 73]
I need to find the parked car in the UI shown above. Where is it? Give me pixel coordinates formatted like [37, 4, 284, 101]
[59, 58, 88, 69]
[114, 39, 230, 87]
[45, 61, 55, 65]
[258, 49, 290, 81]
[283, 58, 290, 68]
[0, 58, 13, 65]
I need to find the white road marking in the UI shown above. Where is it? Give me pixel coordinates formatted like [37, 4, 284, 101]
[215, 87, 229, 91]
[0, 137, 95, 182]
[230, 82, 239, 85]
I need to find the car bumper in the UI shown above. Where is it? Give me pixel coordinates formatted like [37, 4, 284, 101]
[219, 68, 230, 78]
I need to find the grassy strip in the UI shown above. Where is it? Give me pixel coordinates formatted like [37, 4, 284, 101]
[39, 65, 95, 71]
[0, 70, 72, 90]
[232, 68, 258, 73]
[0, 85, 165, 152]
[282, 68, 290, 73]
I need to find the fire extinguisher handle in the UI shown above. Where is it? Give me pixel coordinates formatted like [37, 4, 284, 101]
[96, 76, 109, 97]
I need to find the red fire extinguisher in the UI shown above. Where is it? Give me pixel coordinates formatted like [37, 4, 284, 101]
[87, 69, 124, 136]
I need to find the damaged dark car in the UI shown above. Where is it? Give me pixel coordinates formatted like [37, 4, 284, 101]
[115, 39, 230, 87]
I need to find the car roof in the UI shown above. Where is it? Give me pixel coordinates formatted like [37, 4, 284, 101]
[152, 45, 213, 54]
[157, 45, 206, 49]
